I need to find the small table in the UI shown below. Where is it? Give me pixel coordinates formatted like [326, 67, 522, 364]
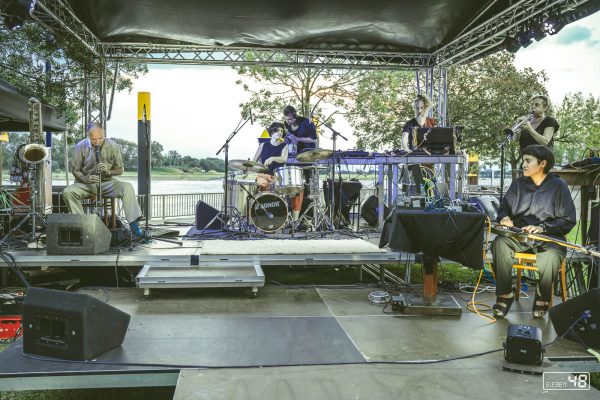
[379, 207, 486, 315]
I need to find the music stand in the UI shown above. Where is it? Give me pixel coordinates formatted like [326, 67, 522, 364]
[413, 127, 457, 155]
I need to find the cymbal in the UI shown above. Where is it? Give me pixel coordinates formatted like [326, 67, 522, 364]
[228, 159, 268, 173]
[296, 148, 333, 162]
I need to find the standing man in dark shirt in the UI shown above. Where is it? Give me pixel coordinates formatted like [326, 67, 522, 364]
[512, 95, 559, 154]
[491, 145, 576, 319]
[283, 106, 317, 221]
[283, 105, 317, 155]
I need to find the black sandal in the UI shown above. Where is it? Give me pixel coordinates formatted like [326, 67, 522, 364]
[493, 292, 515, 318]
[532, 288, 550, 318]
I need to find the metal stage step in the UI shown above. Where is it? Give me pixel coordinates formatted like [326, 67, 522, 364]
[136, 264, 265, 297]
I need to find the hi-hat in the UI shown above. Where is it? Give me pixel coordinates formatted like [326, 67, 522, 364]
[228, 159, 268, 173]
[296, 148, 333, 162]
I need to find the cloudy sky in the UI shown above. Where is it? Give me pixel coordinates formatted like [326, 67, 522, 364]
[107, 12, 600, 160]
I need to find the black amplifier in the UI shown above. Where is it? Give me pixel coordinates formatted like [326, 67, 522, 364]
[504, 324, 544, 365]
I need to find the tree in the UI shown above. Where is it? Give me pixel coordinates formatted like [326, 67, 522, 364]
[347, 52, 552, 174]
[0, 17, 147, 137]
[112, 138, 138, 170]
[345, 70, 417, 150]
[446, 52, 550, 174]
[151, 140, 164, 167]
[234, 60, 362, 128]
[165, 150, 182, 167]
[553, 92, 600, 164]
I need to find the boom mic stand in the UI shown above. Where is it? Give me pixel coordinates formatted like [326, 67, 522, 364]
[216, 114, 253, 230]
[500, 130, 512, 203]
[313, 115, 348, 228]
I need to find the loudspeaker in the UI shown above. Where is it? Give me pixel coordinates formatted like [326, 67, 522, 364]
[503, 324, 544, 365]
[323, 179, 363, 223]
[195, 200, 226, 230]
[23, 287, 130, 360]
[360, 195, 389, 227]
[549, 287, 600, 349]
[46, 214, 111, 255]
[468, 195, 500, 221]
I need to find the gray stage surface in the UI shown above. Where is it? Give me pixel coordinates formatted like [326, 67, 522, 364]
[0, 286, 597, 397]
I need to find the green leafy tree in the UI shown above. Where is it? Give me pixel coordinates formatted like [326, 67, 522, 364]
[446, 52, 550, 174]
[165, 150, 182, 167]
[0, 18, 147, 136]
[553, 92, 600, 164]
[151, 140, 164, 167]
[112, 138, 138, 170]
[234, 61, 362, 128]
[345, 70, 416, 150]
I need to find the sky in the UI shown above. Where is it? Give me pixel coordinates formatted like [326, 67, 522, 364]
[107, 12, 600, 160]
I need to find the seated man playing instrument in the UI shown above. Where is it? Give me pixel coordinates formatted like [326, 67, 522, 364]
[253, 122, 288, 191]
[492, 145, 576, 319]
[62, 123, 143, 236]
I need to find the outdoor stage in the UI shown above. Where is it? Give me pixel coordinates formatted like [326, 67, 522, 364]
[0, 285, 597, 397]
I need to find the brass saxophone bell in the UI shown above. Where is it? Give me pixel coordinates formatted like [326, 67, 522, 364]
[19, 143, 48, 165]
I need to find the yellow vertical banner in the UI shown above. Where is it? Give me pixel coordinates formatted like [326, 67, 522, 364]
[138, 92, 151, 121]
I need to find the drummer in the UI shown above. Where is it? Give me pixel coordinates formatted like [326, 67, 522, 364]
[284, 106, 317, 222]
[253, 122, 289, 191]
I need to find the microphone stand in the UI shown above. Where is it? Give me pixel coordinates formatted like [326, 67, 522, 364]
[95, 146, 102, 216]
[499, 131, 512, 203]
[313, 115, 347, 228]
[216, 115, 253, 230]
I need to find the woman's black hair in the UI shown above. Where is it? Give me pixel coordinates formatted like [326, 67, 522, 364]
[267, 121, 286, 137]
[521, 144, 555, 174]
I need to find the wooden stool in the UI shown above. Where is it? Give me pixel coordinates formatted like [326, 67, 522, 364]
[83, 195, 117, 229]
[512, 252, 567, 306]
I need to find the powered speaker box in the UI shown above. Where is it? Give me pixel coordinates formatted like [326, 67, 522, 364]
[468, 195, 500, 222]
[360, 195, 389, 226]
[46, 214, 111, 255]
[22, 287, 130, 360]
[195, 200, 226, 230]
[503, 324, 544, 365]
[549, 287, 600, 349]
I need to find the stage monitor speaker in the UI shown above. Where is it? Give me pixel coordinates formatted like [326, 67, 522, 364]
[468, 195, 500, 222]
[503, 324, 544, 365]
[22, 287, 130, 360]
[360, 195, 389, 227]
[46, 214, 111, 255]
[549, 287, 600, 349]
[196, 200, 226, 230]
[323, 179, 362, 222]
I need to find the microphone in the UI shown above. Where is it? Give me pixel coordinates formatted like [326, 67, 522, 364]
[95, 145, 101, 163]
[249, 109, 254, 125]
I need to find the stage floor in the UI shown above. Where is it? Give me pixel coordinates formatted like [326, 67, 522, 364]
[0, 286, 597, 396]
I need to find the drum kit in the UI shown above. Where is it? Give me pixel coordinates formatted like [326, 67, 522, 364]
[225, 149, 334, 233]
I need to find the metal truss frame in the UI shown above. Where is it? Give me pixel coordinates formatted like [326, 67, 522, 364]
[26, 0, 591, 129]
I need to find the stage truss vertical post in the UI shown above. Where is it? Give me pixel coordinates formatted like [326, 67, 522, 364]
[424, 66, 448, 126]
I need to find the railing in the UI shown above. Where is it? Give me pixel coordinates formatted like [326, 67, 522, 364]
[136, 189, 378, 223]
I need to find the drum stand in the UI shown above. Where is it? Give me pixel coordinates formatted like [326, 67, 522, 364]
[294, 165, 334, 232]
[0, 166, 46, 247]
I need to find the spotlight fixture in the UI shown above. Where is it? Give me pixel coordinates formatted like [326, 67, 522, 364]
[517, 30, 533, 48]
[502, 35, 521, 53]
[529, 21, 546, 41]
[543, 12, 563, 35]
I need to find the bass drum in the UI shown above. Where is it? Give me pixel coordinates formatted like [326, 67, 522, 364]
[250, 192, 288, 232]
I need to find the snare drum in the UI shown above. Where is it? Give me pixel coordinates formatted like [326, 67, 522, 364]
[225, 180, 256, 215]
[274, 166, 304, 195]
[249, 192, 288, 232]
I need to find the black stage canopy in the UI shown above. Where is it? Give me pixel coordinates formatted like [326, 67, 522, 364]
[26, 1, 598, 68]
[0, 79, 66, 132]
[67, 0, 482, 52]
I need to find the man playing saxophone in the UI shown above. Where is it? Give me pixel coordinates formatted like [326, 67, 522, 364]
[510, 95, 559, 155]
